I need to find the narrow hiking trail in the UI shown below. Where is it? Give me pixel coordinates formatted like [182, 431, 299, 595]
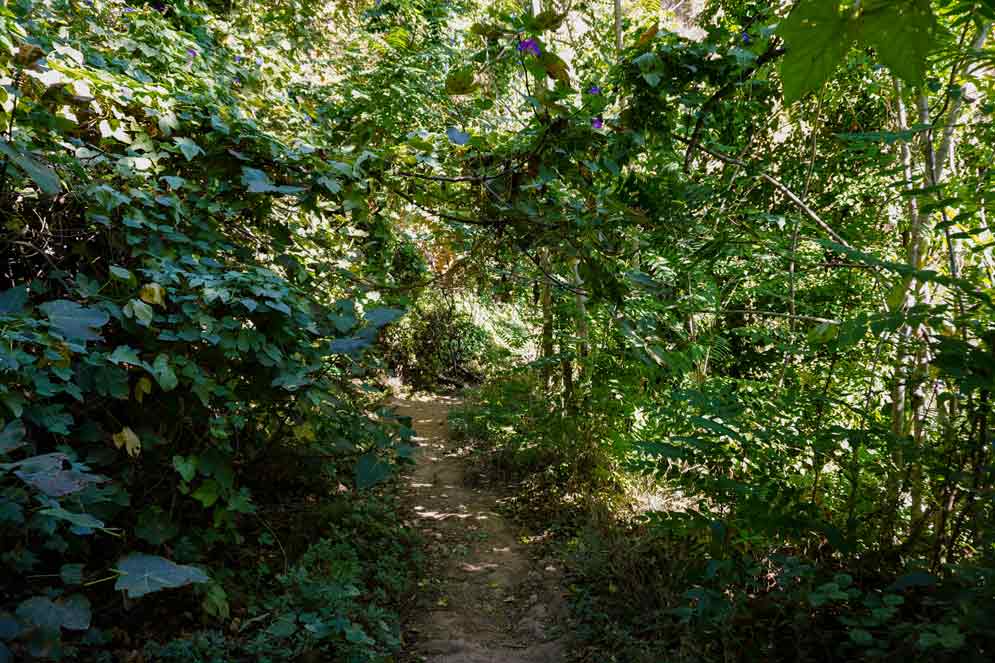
[392, 393, 568, 663]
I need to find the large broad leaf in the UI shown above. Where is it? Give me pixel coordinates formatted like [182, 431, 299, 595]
[329, 337, 371, 356]
[446, 127, 471, 145]
[241, 167, 306, 194]
[10, 453, 105, 497]
[150, 354, 178, 391]
[0, 419, 25, 455]
[15, 594, 90, 631]
[355, 452, 391, 490]
[445, 66, 476, 95]
[0, 139, 61, 195]
[135, 507, 179, 545]
[114, 554, 209, 598]
[0, 285, 28, 315]
[38, 506, 104, 531]
[854, 0, 937, 86]
[778, 0, 853, 104]
[364, 307, 404, 328]
[38, 300, 110, 342]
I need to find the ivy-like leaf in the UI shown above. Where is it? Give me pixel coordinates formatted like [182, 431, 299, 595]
[355, 452, 391, 490]
[15, 594, 90, 631]
[0, 285, 28, 315]
[38, 506, 105, 531]
[445, 66, 476, 95]
[150, 354, 178, 391]
[107, 345, 142, 366]
[12, 453, 105, 497]
[38, 300, 110, 342]
[364, 307, 404, 328]
[446, 127, 471, 145]
[173, 137, 204, 161]
[0, 419, 26, 455]
[0, 139, 61, 195]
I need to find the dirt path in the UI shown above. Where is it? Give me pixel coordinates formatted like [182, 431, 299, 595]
[393, 393, 567, 663]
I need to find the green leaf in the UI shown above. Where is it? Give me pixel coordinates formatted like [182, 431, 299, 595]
[114, 554, 209, 598]
[355, 452, 391, 490]
[0, 139, 61, 195]
[38, 507, 104, 531]
[0, 285, 28, 315]
[109, 265, 134, 282]
[0, 419, 26, 454]
[107, 345, 142, 366]
[173, 455, 198, 482]
[135, 507, 179, 545]
[445, 66, 476, 95]
[16, 594, 90, 631]
[446, 127, 471, 145]
[150, 354, 178, 391]
[125, 298, 155, 326]
[38, 300, 110, 342]
[173, 137, 204, 161]
[59, 564, 84, 586]
[778, 0, 853, 104]
[808, 321, 839, 345]
[854, 0, 937, 86]
[241, 167, 306, 194]
[192, 479, 219, 507]
[364, 307, 404, 328]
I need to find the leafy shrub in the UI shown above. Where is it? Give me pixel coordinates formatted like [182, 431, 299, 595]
[0, 0, 414, 658]
[382, 294, 503, 390]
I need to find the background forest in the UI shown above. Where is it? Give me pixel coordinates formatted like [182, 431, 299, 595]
[1, 0, 994, 661]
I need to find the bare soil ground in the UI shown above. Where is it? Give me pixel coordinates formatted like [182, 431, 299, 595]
[393, 393, 568, 663]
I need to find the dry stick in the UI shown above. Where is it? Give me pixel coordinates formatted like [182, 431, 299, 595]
[672, 133, 853, 250]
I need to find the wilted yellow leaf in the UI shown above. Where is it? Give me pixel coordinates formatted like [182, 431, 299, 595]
[134, 377, 153, 404]
[113, 427, 142, 457]
[139, 282, 166, 306]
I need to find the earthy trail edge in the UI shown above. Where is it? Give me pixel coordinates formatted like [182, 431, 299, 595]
[393, 393, 567, 663]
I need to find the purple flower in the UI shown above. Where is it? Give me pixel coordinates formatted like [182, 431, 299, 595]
[122, 6, 135, 13]
[187, 48, 197, 59]
[587, 85, 601, 95]
[741, 32, 751, 44]
[517, 38, 541, 57]
[256, 57, 263, 66]
[591, 117, 604, 129]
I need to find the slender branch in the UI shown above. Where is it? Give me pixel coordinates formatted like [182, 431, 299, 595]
[674, 133, 853, 249]
[686, 308, 840, 325]
[392, 167, 512, 183]
[683, 44, 785, 173]
[389, 186, 504, 227]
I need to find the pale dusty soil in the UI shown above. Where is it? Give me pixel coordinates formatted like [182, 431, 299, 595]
[393, 393, 567, 663]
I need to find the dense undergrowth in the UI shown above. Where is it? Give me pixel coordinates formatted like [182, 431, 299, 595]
[454, 374, 995, 662]
[5, 0, 995, 660]
[0, 0, 428, 660]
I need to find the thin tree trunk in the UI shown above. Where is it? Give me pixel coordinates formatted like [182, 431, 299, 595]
[540, 251, 555, 389]
[614, 0, 623, 52]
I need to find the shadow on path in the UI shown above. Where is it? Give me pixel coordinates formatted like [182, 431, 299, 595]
[394, 394, 567, 663]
